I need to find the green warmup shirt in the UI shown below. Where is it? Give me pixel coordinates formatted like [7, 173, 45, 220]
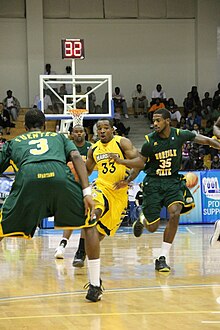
[76, 141, 92, 157]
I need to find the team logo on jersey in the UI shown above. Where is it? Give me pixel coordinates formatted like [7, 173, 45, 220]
[96, 153, 119, 162]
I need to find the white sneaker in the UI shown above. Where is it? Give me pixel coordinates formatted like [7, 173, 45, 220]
[210, 220, 220, 247]
[124, 114, 129, 119]
[54, 245, 65, 259]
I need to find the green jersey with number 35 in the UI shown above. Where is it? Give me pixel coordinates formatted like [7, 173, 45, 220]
[141, 128, 196, 177]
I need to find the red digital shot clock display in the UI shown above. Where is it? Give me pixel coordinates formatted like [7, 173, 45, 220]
[61, 39, 85, 59]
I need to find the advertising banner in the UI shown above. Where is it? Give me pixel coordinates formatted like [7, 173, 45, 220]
[200, 170, 220, 223]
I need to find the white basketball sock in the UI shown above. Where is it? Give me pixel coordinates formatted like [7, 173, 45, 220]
[159, 242, 172, 259]
[87, 258, 100, 287]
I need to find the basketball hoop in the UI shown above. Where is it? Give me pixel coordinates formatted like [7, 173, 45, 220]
[67, 108, 89, 127]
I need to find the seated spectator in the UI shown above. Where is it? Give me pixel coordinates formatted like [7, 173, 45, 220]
[0, 103, 12, 135]
[102, 92, 109, 114]
[166, 98, 181, 127]
[192, 123, 200, 135]
[186, 111, 201, 131]
[179, 116, 187, 130]
[148, 98, 165, 128]
[183, 92, 196, 117]
[182, 142, 193, 170]
[202, 92, 213, 111]
[75, 84, 86, 109]
[213, 82, 220, 109]
[113, 113, 130, 137]
[0, 132, 6, 151]
[33, 90, 53, 113]
[151, 84, 166, 105]
[112, 87, 129, 118]
[211, 105, 220, 122]
[211, 155, 220, 169]
[2, 90, 20, 122]
[44, 63, 58, 105]
[204, 120, 213, 137]
[131, 84, 148, 118]
[189, 143, 207, 170]
[87, 86, 96, 114]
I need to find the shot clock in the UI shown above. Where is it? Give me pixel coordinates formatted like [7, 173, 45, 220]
[61, 39, 85, 59]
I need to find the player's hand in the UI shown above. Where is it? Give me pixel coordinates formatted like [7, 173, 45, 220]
[108, 153, 123, 164]
[113, 179, 129, 190]
[83, 195, 95, 219]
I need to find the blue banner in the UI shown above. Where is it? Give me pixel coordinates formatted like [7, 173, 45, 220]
[200, 170, 220, 223]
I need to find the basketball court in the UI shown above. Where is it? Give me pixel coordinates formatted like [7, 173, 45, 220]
[0, 225, 220, 329]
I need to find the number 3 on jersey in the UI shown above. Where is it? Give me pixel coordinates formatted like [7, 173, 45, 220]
[29, 138, 49, 155]
[102, 161, 116, 174]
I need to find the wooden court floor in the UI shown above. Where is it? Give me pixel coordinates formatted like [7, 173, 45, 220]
[0, 224, 220, 330]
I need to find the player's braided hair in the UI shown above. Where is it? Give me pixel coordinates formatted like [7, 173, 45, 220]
[25, 109, 45, 129]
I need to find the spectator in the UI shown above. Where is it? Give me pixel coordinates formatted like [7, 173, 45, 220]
[186, 111, 201, 131]
[148, 98, 165, 128]
[166, 98, 181, 127]
[182, 142, 193, 170]
[183, 92, 196, 117]
[102, 92, 109, 114]
[213, 82, 220, 109]
[33, 90, 53, 114]
[191, 86, 201, 114]
[151, 84, 166, 105]
[202, 92, 213, 111]
[87, 86, 96, 114]
[192, 123, 200, 135]
[44, 63, 58, 107]
[211, 155, 220, 169]
[0, 103, 13, 135]
[113, 113, 130, 137]
[179, 116, 187, 130]
[112, 87, 129, 118]
[62, 65, 72, 95]
[131, 84, 148, 118]
[75, 84, 86, 109]
[2, 90, 20, 122]
[0, 132, 6, 151]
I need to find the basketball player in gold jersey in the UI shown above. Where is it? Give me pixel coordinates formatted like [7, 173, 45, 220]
[72, 118, 139, 267]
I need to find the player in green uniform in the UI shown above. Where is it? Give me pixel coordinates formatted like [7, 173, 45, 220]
[54, 125, 92, 259]
[0, 109, 102, 302]
[110, 108, 220, 272]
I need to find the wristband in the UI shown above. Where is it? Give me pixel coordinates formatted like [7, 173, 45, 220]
[83, 187, 92, 197]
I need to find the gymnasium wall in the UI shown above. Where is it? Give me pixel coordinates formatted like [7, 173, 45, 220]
[0, 0, 219, 108]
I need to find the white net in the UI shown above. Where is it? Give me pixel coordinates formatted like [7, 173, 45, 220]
[67, 109, 88, 126]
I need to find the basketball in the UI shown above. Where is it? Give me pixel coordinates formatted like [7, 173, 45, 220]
[185, 172, 198, 188]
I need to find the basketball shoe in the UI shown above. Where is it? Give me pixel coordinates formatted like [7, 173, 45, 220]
[54, 240, 67, 259]
[210, 220, 220, 247]
[85, 280, 103, 302]
[132, 213, 145, 237]
[72, 250, 86, 268]
[155, 256, 170, 272]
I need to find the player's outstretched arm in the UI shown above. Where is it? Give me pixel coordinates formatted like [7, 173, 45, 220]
[194, 134, 220, 149]
[213, 117, 220, 138]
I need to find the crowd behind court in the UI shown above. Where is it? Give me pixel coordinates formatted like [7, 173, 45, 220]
[1, 63, 220, 170]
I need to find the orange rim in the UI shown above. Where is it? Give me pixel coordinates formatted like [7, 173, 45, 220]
[67, 109, 88, 116]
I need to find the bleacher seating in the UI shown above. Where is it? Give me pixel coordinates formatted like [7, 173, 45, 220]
[2, 108, 58, 140]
